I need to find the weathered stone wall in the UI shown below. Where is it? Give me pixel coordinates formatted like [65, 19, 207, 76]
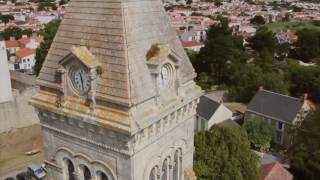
[132, 115, 195, 180]
[38, 110, 131, 180]
[0, 72, 39, 133]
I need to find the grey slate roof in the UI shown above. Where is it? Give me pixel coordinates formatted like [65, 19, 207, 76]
[196, 95, 220, 120]
[37, 0, 196, 107]
[246, 90, 304, 123]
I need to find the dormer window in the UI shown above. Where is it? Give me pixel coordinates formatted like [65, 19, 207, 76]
[57, 46, 100, 98]
[146, 43, 181, 93]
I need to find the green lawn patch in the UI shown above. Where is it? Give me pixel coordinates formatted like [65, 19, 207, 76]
[0, 159, 7, 166]
[264, 21, 320, 32]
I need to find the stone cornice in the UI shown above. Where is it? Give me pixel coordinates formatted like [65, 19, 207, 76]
[41, 123, 131, 156]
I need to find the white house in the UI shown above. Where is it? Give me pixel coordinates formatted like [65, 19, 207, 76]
[181, 41, 204, 52]
[0, 38, 12, 103]
[5, 39, 20, 55]
[15, 48, 36, 70]
[195, 95, 233, 131]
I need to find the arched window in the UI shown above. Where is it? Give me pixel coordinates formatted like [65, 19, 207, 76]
[149, 166, 158, 180]
[66, 159, 76, 180]
[83, 166, 91, 180]
[173, 150, 182, 180]
[161, 158, 170, 180]
[100, 172, 108, 180]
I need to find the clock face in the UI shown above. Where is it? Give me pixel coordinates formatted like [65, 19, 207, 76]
[70, 68, 90, 94]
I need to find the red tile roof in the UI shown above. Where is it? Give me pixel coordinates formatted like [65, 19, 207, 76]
[5, 40, 20, 48]
[16, 48, 36, 58]
[260, 162, 293, 180]
[181, 41, 204, 48]
[307, 100, 317, 110]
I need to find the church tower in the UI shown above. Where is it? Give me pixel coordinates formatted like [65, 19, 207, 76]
[30, 0, 202, 179]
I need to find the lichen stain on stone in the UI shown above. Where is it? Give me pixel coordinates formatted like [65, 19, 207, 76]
[31, 91, 131, 132]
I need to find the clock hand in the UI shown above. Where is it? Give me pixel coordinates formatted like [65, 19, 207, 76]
[79, 73, 84, 90]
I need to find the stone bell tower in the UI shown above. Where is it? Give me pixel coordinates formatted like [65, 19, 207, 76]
[30, 0, 202, 179]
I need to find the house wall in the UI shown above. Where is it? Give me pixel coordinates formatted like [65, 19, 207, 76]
[195, 104, 233, 132]
[7, 47, 20, 55]
[19, 54, 35, 70]
[194, 115, 208, 132]
[185, 45, 203, 52]
[207, 105, 233, 128]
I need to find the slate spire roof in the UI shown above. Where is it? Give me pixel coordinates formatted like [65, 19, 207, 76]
[37, 0, 196, 107]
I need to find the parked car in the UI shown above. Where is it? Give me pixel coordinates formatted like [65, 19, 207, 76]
[27, 164, 46, 179]
[15, 171, 31, 180]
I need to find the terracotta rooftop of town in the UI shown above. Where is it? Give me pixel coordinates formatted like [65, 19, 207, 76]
[260, 162, 293, 180]
[18, 37, 30, 45]
[181, 41, 204, 48]
[5, 36, 44, 47]
[5, 40, 20, 48]
[16, 48, 36, 58]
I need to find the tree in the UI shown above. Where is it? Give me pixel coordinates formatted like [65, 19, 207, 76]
[186, 0, 192, 4]
[285, 61, 320, 103]
[22, 28, 33, 37]
[0, 14, 14, 24]
[59, 0, 68, 5]
[243, 117, 276, 150]
[197, 18, 248, 84]
[1, 27, 23, 40]
[227, 63, 288, 102]
[276, 42, 290, 61]
[34, 20, 60, 76]
[250, 15, 266, 25]
[214, 0, 222, 7]
[194, 125, 260, 180]
[293, 29, 320, 62]
[227, 63, 264, 102]
[289, 110, 320, 180]
[248, 27, 277, 55]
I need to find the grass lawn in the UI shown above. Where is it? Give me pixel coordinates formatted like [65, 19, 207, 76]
[264, 21, 320, 32]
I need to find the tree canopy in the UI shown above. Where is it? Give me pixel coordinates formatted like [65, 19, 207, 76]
[195, 17, 247, 85]
[34, 20, 60, 76]
[250, 15, 266, 25]
[194, 125, 260, 180]
[0, 14, 14, 24]
[248, 27, 277, 55]
[289, 110, 320, 180]
[292, 29, 320, 62]
[243, 117, 276, 150]
[226, 63, 288, 102]
[285, 61, 320, 103]
[1, 27, 23, 40]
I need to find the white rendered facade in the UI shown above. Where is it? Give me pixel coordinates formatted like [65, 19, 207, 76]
[0, 40, 12, 103]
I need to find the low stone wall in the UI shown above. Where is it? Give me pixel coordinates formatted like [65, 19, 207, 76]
[0, 72, 39, 133]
